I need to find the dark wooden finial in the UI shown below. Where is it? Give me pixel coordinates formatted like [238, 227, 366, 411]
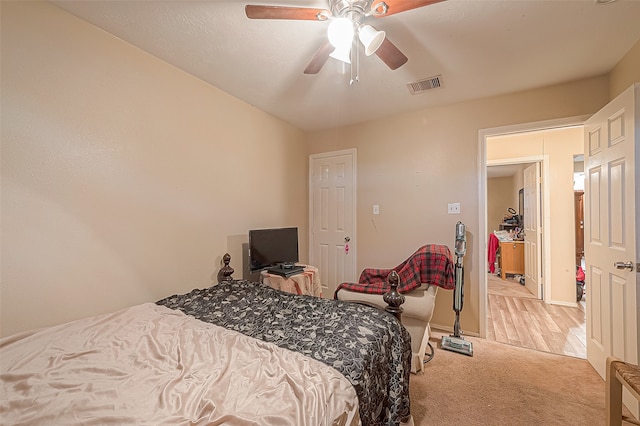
[218, 253, 234, 283]
[383, 270, 404, 321]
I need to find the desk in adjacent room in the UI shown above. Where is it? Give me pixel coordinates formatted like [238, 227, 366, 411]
[261, 265, 322, 297]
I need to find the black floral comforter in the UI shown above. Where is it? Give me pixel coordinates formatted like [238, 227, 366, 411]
[156, 280, 411, 426]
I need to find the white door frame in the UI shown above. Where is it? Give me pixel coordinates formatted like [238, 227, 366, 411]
[477, 115, 590, 337]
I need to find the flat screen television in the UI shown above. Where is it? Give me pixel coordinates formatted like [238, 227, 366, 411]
[248, 227, 299, 272]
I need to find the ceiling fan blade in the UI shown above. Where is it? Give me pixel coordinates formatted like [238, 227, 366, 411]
[304, 41, 334, 74]
[375, 38, 408, 70]
[245, 5, 330, 20]
[371, 0, 446, 17]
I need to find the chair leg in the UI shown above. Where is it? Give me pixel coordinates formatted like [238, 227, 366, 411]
[607, 356, 623, 426]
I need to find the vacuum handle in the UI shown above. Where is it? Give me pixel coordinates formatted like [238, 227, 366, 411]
[455, 221, 466, 258]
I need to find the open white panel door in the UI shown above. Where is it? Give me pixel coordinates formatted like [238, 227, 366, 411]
[584, 84, 639, 418]
[523, 163, 542, 299]
[309, 150, 357, 297]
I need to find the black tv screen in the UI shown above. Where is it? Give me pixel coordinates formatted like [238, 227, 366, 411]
[249, 227, 299, 272]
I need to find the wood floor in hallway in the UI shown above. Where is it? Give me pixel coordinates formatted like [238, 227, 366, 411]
[486, 273, 586, 358]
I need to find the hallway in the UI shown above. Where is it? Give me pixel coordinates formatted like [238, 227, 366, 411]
[486, 273, 586, 358]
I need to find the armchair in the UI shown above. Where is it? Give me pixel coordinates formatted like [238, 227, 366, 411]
[334, 244, 455, 373]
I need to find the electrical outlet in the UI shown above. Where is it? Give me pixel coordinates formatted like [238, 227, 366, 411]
[373, 204, 380, 215]
[448, 203, 461, 214]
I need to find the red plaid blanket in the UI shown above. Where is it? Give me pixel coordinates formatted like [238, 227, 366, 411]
[334, 244, 455, 298]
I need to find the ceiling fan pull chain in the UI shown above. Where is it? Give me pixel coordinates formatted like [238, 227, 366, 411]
[350, 36, 360, 85]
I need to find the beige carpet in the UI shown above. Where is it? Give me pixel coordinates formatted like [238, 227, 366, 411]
[409, 330, 636, 425]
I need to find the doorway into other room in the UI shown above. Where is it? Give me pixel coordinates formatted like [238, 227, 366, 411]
[481, 119, 587, 359]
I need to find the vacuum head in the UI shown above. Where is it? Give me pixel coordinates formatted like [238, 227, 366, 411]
[441, 335, 474, 356]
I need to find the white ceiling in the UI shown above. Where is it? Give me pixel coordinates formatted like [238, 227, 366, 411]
[50, 0, 640, 132]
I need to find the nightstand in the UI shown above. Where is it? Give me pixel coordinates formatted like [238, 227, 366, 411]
[260, 265, 322, 297]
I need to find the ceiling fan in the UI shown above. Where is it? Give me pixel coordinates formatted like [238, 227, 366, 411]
[245, 0, 445, 75]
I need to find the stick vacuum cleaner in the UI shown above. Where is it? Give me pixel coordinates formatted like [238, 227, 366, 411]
[441, 221, 474, 356]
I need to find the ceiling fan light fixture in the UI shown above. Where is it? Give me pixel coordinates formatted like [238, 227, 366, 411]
[329, 45, 351, 64]
[327, 18, 354, 49]
[358, 24, 385, 56]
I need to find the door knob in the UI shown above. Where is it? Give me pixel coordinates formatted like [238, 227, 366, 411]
[344, 236, 350, 242]
[613, 261, 635, 271]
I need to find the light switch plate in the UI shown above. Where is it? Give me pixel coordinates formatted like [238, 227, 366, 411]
[373, 204, 380, 215]
[448, 203, 461, 214]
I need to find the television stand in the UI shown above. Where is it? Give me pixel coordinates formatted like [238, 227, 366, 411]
[261, 265, 321, 297]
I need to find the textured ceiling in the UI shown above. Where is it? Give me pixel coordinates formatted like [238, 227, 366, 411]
[51, 0, 640, 132]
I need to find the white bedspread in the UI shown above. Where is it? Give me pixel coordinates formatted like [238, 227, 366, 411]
[0, 303, 360, 425]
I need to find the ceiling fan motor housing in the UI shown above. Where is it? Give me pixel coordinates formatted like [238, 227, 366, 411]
[330, 0, 373, 18]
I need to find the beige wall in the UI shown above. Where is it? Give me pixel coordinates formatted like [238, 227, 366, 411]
[487, 176, 516, 234]
[0, 2, 308, 336]
[488, 127, 584, 304]
[610, 39, 640, 100]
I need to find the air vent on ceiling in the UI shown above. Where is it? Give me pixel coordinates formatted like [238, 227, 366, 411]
[407, 75, 442, 95]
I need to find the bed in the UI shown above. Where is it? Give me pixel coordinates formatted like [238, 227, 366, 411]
[0, 254, 412, 425]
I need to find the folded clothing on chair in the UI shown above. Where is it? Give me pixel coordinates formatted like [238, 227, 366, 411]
[334, 244, 455, 298]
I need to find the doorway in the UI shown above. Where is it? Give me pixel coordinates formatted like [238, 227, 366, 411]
[487, 161, 539, 299]
[478, 116, 589, 358]
[487, 155, 547, 302]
